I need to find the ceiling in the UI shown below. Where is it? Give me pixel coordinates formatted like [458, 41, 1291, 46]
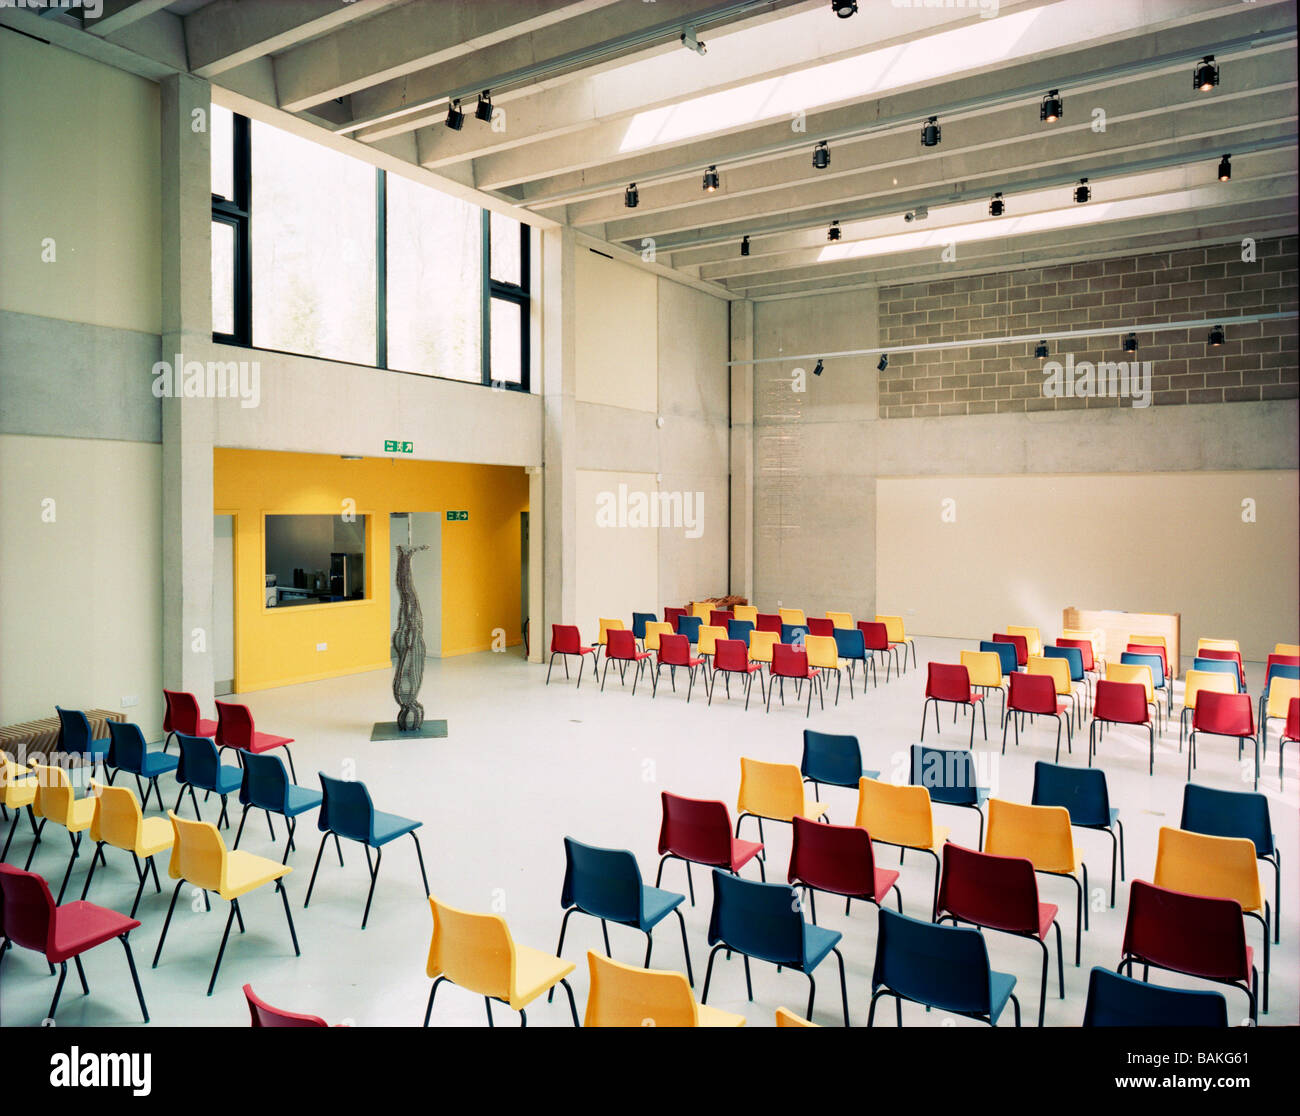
[7, 0, 1297, 300]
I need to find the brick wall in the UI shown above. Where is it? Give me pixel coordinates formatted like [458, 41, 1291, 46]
[877, 236, 1298, 417]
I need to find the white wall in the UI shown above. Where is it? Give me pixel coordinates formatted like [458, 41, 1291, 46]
[575, 249, 658, 413]
[574, 469, 661, 639]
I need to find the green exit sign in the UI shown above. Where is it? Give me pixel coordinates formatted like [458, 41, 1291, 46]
[446, 510, 469, 522]
[384, 440, 413, 454]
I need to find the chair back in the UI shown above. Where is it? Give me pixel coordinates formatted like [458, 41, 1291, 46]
[318, 773, 377, 843]
[243, 984, 328, 1028]
[1122, 880, 1249, 983]
[876, 615, 907, 644]
[1153, 827, 1262, 913]
[426, 896, 514, 1000]
[1120, 652, 1165, 690]
[778, 608, 806, 627]
[676, 615, 703, 645]
[738, 757, 806, 823]
[854, 778, 934, 849]
[657, 633, 692, 667]
[1198, 648, 1244, 685]
[1180, 784, 1274, 858]
[176, 732, 225, 792]
[1092, 679, 1149, 725]
[706, 871, 805, 966]
[597, 618, 624, 647]
[1192, 691, 1255, 738]
[1105, 661, 1154, 703]
[961, 650, 1003, 689]
[167, 811, 227, 891]
[1127, 643, 1169, 680]
[1265, 676, 1300, 721]
[0, 758, 36, 809]
[162, 689, 203, 735]
[690, 602, 713, 621]
[1030, 761, 1111, 829]
[657, 792, 736, 868]
[1275, 642, 1300, 657]
[910, 744, 981, 808]
[833, 627, 866, 660]
[1006, 625, 1043, 657]
[89, 783, 145, 851]
[215, 701, 256, 750]
[980, 640, 1019, 676]
[0, 864, 56, 954]
[985, 797, 1075, 874]
[775, 1007, 818, 1027]
[726, 619, 755, 643]
[631, 612, 657, 642]
[1027, 655, 1072, 697]
[1192, 656, 1244, 692]
[106, 720, 147, 774]
[1044, 644, 1084, 682]
[1183, 669, 1237, 712]
[801, 731, 863, 790]
[54, 706, 92, 756]
[747, 630, 778, 664]
[550, 624, 585, 655]
[1083, 967, 1228, 1027]
[1197, 638, 1240, 654]
[755, 613, 782, 634]
[871, 907, 995, 1016]
[1287, 696, 1300, 739]
[936, 842, 1040, 935]
[825, 611, 853, 630]
[779, 623, 808, 646]
[807, 618, 833, 638]
[644, 622, 673, 653]
[732, 605, 758, 625]
[584, 950, 699, 1028]
[709, 609, 734, 628]
[1061, 628, 1103, 660]
[30, 764, 75, 826]
[770, 644, 810, 680]
[697, 625, 726, 657]
[605, 628, 639, 660]
[240, 751, 292, 812]
[788, 815, 877, 898]
[802, 635, 838, 671]
[712, 639, 749, 672]
[1056, 638, 1095, 672]
[858, 621, 891, 653]
[560, 838, 644, 924]
[663, 607, 687, 631]
[925, 662, 972, 703]
[992, 633, 1028, 666]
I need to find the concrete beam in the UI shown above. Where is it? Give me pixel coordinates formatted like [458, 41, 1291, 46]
[84, 0, 172, 38]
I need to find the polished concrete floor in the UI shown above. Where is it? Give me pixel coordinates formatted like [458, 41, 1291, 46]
[3, 637, 1295, 1028]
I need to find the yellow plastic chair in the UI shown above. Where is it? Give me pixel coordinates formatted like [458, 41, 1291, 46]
[1062, 628, 1105, 671]
[81, 782, 174, 918]
[1180, 669, 1240, 750]
[424, 895, 578, 1026]
[826, 611, 854, 631]
[691, 601, 713, 621]
[875, 615, 916, 673]
[733, 605, 758, 625]
[1154, 826, 1271, 1014]
[1129, 633, 1167, 650]
[737, 757, 826, 861]
[804, 635, 845, 705]
[778, 607, 806, 627]
[26, 763, 98, 904]
[644, 621, 673, 654]
[775, 1006, 819, 1027]
[153, 811, 298, 996]
[1, 757, 39, 864]
[584, 950, 744, 1028]
[1105, 661, 1161, 733]
[962, 649, 1007, 726]
[1262, 676, 1300, 762]
[748, 630, 779, 671]
[1198, 638, 1240, 654]
[985, 798, 1088, 965]
[697, 624, 726, 661]
[596, 617, 624, 663]
[1275, 642, 1299, 657]
[1028, 655, 1082, 731]
[854, 778, 949, 912]
[1007, 625, 1044, 658]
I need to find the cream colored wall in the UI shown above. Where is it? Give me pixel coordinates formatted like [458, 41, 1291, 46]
[876, 471, 1299, 663]
[574, 469, 660, 641]
[574, 248, 658, 413]
[0, 32, 161, 334]
[0, 435, 164, 733]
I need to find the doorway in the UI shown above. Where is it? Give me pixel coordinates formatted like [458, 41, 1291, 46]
[213, 514, 235, 695]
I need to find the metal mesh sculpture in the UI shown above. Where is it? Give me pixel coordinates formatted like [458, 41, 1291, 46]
[392, 544, 430, 731]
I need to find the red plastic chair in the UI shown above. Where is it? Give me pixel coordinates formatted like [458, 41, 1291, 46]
[215, 701, 297, 782]
[755, 613, 782, 635]
[600, 628, 653, 694]
[546, 624, 596, 688]
[788, 814, 900, 925]
[663, 607, 688, 632]
[858, 621, 895, 683]
[934, 842, 1063, 1027]
[806, 617, 834, 637]
[1190, 691, 1259, 789]
[162, 689, 218, 753]
[709, 638, 766, 709]
[1260, 654, 1300, 755]
[1089, 680, 1155, 774]
[1057, 638, 1096, 675]
[654, 633, 707, 703]
[1120, 879, 1258, 1023]
[244, 982, 328, 1027]
[0, 863, 148, 1025]
[709, 609, 733, 628]
[1004, 671, 1071, 762]
[1199, 648, 1245, 689]
[921, 663, 985, 746]
[768, 645, 822, 717]
[993, 633, 1029, 667]
[1279, 696, 1299, 787]
[655, 791, 764, 905]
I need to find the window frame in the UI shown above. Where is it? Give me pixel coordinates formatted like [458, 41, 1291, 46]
[210, 110, 250, 346]
[483, 211, 531, 392]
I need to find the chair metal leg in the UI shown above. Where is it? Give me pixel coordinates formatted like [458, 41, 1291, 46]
[361, 846, 383, 929]
[120, 935, 149, 1023]
[207, 900, 240, 996]
[548, 907, 577, 1004]
[56, 832, 81, 905]
[304, 831, 331, 909]
[48, 962, 69, 1021]
[152, 880, 184, 967]
[423, 976, 446, 1026]
[742, 953, 753, 1000]
[276, 879, 301, 956]
[833, 946, 850, 1026]
[673, 907, 695, 986]
[79, 840, 106, 901]
[700, 942, 726, 1003]
[73, 954, 90, 996]
[410, 832, 430, 896]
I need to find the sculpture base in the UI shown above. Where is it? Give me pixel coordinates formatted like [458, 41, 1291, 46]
[370, 720, 448, 741]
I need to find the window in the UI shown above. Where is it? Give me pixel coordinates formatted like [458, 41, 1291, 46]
[485, 211, 530, 390]
[211, 221, 235, 336]
[264, 514, 367, 608]
[210, 105, 249, 344]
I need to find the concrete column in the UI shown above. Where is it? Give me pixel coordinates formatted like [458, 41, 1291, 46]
[729, 298, 755, 602]
[541, 226, 578, 644]
[160, 74, 216, 703]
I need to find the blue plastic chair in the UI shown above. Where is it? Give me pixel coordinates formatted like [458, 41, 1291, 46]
[981, 641, 1019, 677]
[304, 774, 429, 929]
[833, 627, 873, 694]
[551, 837, 692, 998]
[55, 707, 111, 782]
[173, 732, 243, 828]
[1193, 656, 1245, 693]
[727, 619, 755, 643]
[676, 615, 703, 645]
[701, 869, 848, 1025]
[780, 623, 808, 646]
[1121, 651, 1170, 722]
[1082, 966, 1227, 1027]
[631, 612, 657, 645]
[910, 743, 989, 847]
[1045, 645, 1089, 709]
[233, 752, 325, 865]
[867, 906, 1020, 1027]
[1181, 783, 1280, 944]
[1030, 761, 1124, 908]
[802, 731, 880, 797]
[106, 720, 178, 811]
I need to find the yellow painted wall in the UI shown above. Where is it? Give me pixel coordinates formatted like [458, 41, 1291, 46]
[214, 449, 528, 692]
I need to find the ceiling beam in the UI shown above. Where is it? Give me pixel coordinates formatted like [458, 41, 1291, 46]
[83, 0, 172, 38]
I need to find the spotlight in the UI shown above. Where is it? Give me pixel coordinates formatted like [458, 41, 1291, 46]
[813, 359, 824, 376]
[828, 220, 841, 242]
[475, 90, 493, 122]
[702, 165, 720, 193]
[624, 183, 639, 209]
[1074, 177, 1091, 204]
[1218, 154, 1231, 182]
[877, 353, 889, 372]
[1208, 324, 1225, 346]
[1194, 55, 1219, 92]
[813, 140, 830, 170]
[444, 99, 464, 131]
[1035, 340, 1049, 361]
[740, 235, 750, 257]
[1040, 89, 1063, 123]
[903, 206, 928, 223]
[680, 28, 707, 55]
[920, 116, 941, 147]
[989, 192, 1005, 217]
[831, 0, 857, 16]
[1123, 332, 1138, 355]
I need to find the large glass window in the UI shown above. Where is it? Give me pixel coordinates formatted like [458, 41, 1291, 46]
[265, 514, 368, 608]
[211, 221, 235, 336]
[485, 211, 530, 390]
[211, 104, 234, 201]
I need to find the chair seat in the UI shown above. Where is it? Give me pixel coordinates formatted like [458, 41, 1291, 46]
[137, 816, 175, 858]
[1054, 700, 1069, 714]
[139, 751, 180, 778]
[803, 802, 828, 822]
[219, 849, 292, 900]
[873, 867, 901, 903]
[3, 781, 36, 809]
[369, 809, 421, 846]
[195, 718, 219, 737]
[67, 797, 98, 831]
[639, 885, 685, 929]
[1036, 902, 1060, 940]
[976, 788, 990, 805]
[75, 739, 111, 760]
[48, 902, 140, 963]
[730, 839, 764, 872]
[697, 1002, 747, 1027]
[211, 766, 244, 795]
[509, 943, 577, 1010]
[247, 731, 294, 753]
[801, 921, 842, 971]
[613, 651, 652, 662]
[284, 785, 324, 817]
[988, 969, 1018, 1023]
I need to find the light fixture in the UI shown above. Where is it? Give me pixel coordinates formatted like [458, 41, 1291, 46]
[1074, 177, 1091, 204]
[831, 0, 857, 16]
[827, 220, 841, 242]
[475, 90, 493, 122]
[904, 205, 928, 223]
[624, 183, 639, 208]
[702, 165, 720, 192]
[1123, 332, 1138, 354]
[813, 140, 830, 170]
[1208, 324, 1225, 346]
[1040, 90, 1063, 123]
[989, 192, 1005, 217]
[920, 116, 941, 147]
[813, 359, 824, 376]
[680, 28, 707, 55]
[340, 455, 363, 461]
[444, 99, 464, 131]
[877, 353, 889, 372]
[1035, 340, 1049, 361]
[740, 235, 750, 257]
[1218, 154, 1231, 181]
[1194, 55, 1219, 92]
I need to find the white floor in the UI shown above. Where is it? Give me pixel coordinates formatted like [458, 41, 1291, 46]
[3, 637, 1295, 1028]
